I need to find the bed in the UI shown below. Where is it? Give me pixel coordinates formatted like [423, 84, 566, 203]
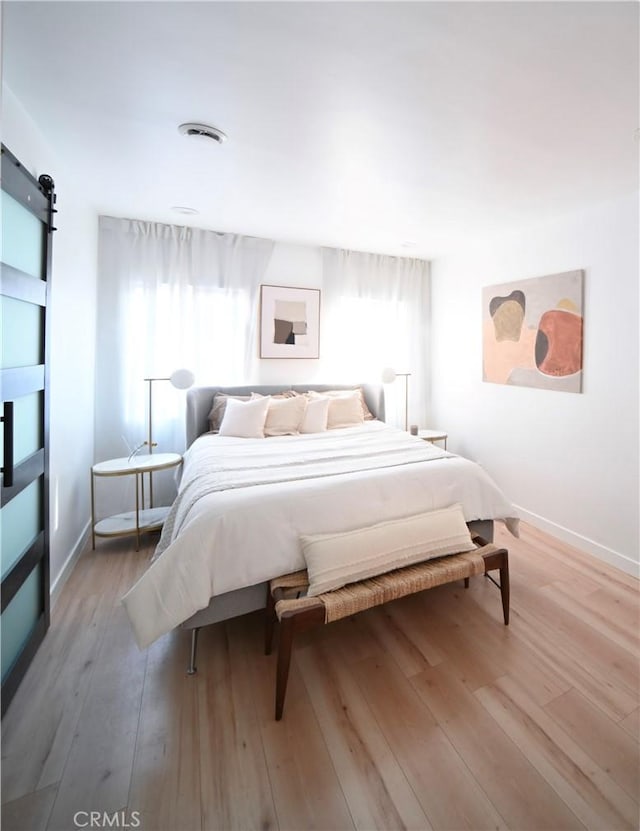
[122, 384, 519, 662]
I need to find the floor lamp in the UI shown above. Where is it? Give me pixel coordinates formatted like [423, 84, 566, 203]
[144, 368, 195, 454]
[143, 368, 194, 506]
[381, 367, 411, 431]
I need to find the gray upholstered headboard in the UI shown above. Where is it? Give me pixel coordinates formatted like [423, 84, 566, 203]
[185, 384, 385, 447]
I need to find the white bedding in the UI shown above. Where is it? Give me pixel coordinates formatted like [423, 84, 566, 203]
[122, 421, 518, 648]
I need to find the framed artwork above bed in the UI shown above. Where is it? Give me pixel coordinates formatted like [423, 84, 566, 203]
[260, 284, 320, 359]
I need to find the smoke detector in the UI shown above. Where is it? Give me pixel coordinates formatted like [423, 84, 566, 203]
[178, 122, 227, 144]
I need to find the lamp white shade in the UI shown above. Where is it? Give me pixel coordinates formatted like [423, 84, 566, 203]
[169, 368, 195, 390]
[380, 367, 411, 430]
[381, 367, 397, 384]
[144, 369, 194, 469]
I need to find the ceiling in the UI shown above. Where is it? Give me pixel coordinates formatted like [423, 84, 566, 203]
[3, 1, 638, 259]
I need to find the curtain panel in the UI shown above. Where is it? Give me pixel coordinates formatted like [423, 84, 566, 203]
[96, 216, 275, 510]
[321, 247, 430, 429]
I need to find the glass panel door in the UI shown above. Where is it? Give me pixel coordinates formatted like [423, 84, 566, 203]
[1, 391, 43, 466]
[0, 297, 44, 368]
[1, 479, 42, 578]
[1, 145, 54, 716]
[1, 568, 41, 681]
[1, 190, 45, 278]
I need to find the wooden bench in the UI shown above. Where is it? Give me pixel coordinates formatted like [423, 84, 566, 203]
[265, 537, 509, 720]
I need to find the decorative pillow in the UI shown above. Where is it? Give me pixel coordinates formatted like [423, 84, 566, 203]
[299, 396, 330, 433]
[311, 387, 374, 420]
[301, 503, 476, 596]
[257, 390, 298, 400]
[218, 395, 270, 438]
[361, 393, 375, 421]
[209, 390, 296, 432]
[309, 389, 364, 429]
[208, 393, 251, 432]
[251, 393, 307, 436]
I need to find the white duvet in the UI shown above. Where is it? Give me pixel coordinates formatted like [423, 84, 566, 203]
[122, 421, 518, 648]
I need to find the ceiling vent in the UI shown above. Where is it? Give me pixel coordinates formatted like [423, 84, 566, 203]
[171, 206, 199, 215]
[178, 122, 227, 144]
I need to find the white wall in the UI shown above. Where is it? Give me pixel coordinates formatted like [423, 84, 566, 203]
[430, 192, 639, 575]
[2, 86, 99, 595]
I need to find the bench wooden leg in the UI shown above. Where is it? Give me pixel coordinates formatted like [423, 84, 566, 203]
[480, 545, 510, 626]
[265, 586, 276, 656]
[274, 605, 325, 720]
[500, 555, 510, 625]
[276, 615, 295, 721]
[464, 577, 470, 588]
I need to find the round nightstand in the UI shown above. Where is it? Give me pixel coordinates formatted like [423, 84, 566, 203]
[417, 429, 448, 450]
[91, 452, 182, 550]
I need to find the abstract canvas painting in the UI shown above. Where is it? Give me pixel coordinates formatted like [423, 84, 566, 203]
[260, 284, 320, 358]
[482, 270, 584, 392]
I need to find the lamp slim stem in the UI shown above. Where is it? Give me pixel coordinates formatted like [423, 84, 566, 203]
[405, 375, 409, 432]
[147, 379, 154, 508]
[147, 379, 154, 454]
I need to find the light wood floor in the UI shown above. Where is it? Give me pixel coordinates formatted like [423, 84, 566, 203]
[2, 522, 638, 831]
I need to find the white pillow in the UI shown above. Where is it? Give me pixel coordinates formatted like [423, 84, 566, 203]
[309, 390, 364, 429]
[207, 393, 251, 432]
[299, 396, 330, 433]
[301, 503, 476, 596]
[218, 395, 270, 438]
[312, 387, 375, 420]
[261, 394, 308, 436]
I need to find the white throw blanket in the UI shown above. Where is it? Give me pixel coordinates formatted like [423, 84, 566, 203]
[156, 423, 450, 556]
[123, 422, 518, 648]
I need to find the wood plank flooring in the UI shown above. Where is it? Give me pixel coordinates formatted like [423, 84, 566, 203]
[2, 522, 638, 831]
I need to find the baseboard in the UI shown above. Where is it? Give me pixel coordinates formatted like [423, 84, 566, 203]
[50, 521, 91, 608]
[514, 505, 639, 579]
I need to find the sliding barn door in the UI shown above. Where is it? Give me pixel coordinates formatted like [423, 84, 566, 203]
[1, 145, 56, 717]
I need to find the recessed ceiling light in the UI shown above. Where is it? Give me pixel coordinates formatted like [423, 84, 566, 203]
[171, 206, 199, 215]
[178, 122, 228, 144]
[401, 241, 417, 248]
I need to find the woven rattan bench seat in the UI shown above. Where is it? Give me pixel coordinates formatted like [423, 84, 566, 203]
[265, 535, 510, 720]
[273, 546, 491, 624]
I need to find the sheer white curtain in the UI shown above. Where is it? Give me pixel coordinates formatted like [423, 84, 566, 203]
[96, 217, 274, 506]
[322, 248, 430, 428]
